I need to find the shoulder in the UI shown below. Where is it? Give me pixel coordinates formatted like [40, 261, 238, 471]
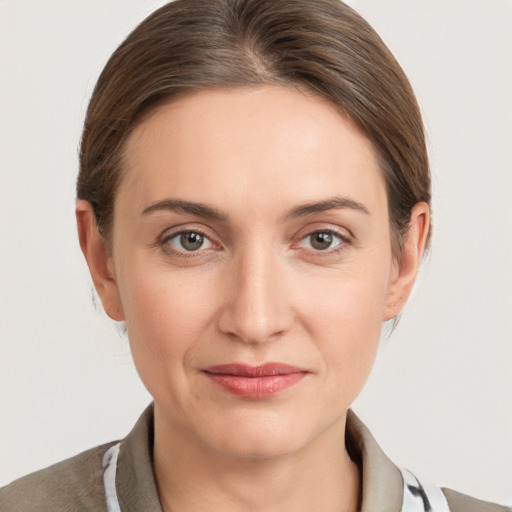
[346, 410, 510, 512]
[401, 467, 510, 512]
[0, 441, 117, 512]
[442, 488, 511, 512]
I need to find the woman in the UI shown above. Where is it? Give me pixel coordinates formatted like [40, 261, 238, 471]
[0, 1, 509, 511]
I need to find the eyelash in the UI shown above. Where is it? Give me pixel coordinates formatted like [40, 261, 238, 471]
[158, 227, 351, 259]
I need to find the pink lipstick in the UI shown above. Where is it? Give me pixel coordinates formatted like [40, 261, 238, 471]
[203, 363, 307, 399]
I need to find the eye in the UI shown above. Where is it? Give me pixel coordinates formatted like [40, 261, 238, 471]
[300, 230, 344, 251]
[164, 230, 214, 253]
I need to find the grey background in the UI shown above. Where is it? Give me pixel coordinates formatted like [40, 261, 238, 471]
[1, 0, 511, 503]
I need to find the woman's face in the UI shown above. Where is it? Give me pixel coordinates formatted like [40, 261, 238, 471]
[102, 86, 414, 458]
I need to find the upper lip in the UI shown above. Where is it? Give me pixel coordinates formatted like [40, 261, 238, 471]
[203, 363, 307, 377]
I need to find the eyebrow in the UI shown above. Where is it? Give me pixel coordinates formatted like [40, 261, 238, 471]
[141, 195, 369, 220]
[286, 196, 370, 218]
[141, 199, 227, 220]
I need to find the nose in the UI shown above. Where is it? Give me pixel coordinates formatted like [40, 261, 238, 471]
[217, 247, 294, 345]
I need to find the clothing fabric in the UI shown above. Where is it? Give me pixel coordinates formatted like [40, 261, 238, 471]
[0, 404, 509, 512]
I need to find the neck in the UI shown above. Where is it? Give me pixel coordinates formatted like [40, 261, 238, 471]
[153, 407, 361, 512]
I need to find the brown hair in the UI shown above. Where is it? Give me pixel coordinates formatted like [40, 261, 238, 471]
[77, 0, 430, 255]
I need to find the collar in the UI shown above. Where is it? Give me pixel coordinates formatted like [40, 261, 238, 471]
[346, 409, 404, 511]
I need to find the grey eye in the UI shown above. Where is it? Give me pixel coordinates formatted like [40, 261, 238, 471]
[180, 232, 205, 251]
[301, 231, 342, 251]
[166, 231, 213, 252]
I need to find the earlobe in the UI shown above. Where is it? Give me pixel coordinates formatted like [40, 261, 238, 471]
[383, 202, 430, 321]
[76, 200, 125, 321]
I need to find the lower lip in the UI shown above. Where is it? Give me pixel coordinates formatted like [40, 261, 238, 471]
[205, 373, 306, 399]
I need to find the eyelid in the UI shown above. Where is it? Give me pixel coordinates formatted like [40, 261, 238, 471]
[292, 222, 352, 243]
[157, 222, 215, 242]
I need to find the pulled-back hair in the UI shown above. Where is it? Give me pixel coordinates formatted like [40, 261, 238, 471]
[77, 0, 430, 255]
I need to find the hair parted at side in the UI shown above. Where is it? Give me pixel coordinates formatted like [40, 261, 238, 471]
[77, 0, 431, 255]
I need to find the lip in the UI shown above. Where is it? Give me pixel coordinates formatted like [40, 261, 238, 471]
[203, 363, 308, 399]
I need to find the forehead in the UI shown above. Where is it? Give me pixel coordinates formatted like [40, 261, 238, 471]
[118, 86, 386, 217]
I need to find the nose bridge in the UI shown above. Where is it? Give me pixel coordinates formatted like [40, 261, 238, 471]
[218, 241, 293, 344]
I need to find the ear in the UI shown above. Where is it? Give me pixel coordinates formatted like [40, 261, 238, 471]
[76, 200, 124, 321]
[383, 202, 430, 321]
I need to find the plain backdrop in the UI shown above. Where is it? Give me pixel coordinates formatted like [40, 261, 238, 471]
[1, 0, 511, 504]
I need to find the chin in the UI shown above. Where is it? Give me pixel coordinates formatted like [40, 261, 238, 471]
[213, 432, 303, 460]
[199, 410, 319, 460]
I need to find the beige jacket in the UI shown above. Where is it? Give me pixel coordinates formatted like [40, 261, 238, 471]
[0, 404, 509, 512]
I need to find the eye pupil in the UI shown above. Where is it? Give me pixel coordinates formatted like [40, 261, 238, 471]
[311, 232, 333, 250]
[180, 232, 204, 251]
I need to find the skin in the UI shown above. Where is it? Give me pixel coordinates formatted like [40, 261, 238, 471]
[77, 86, 429, 512]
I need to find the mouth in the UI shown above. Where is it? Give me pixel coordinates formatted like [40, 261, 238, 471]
[202, 363, 309, 399]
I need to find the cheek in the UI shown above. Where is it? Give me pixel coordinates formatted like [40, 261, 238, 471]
[300, 262, 391, 399]
[115, 264, 218, 382]
[322, 288, 382, 373]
